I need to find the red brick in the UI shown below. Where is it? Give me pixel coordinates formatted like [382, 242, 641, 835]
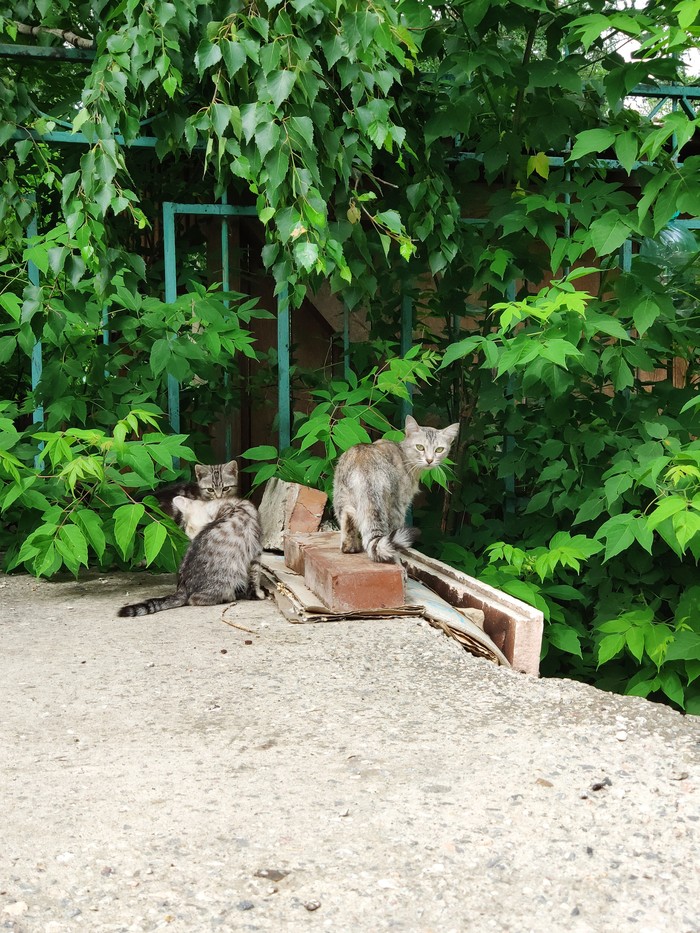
[303, 547, 405, 613]
[285, 485, 327, 534]
[259, 480, 328, 551]
[284, 531, 340, 575]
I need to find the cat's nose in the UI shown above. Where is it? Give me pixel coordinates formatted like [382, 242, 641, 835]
[426, 457, 433, 464]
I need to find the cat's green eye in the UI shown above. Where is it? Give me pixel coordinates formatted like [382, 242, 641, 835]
[435, 447, 444, 453]
[416, 444, 425, 451]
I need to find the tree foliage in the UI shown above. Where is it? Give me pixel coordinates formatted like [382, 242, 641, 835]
[0, 0, 699, 711]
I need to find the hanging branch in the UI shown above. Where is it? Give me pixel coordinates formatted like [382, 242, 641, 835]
[511, 19, 539, 137]
[12, 21, 95, 50]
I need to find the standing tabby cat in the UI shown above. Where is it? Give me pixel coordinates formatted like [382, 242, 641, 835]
[333, 415, 459, 563]
[118, 495, 263, 617]
[139, 460, 239, 526]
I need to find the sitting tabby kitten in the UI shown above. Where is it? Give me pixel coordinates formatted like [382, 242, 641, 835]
[118, 495, 264, 617]
[139, 461, 239, 525]
[333, 415, 459, 563]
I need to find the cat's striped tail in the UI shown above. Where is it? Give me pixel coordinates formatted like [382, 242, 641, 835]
[364, 526, 420, 563]
[118, 591, 187, 617]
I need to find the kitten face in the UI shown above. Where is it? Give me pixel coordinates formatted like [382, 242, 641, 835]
[173, 496, 225, 539]
[194, 460, 239, 499]
[402, 415, 459, 471]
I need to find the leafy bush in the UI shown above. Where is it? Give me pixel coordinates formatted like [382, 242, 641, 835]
[431, 269, 700, 715]
[0, 408, 194, 576]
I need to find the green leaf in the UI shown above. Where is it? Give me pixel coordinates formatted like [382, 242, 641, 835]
[57, 524, 89, 569]
[150, 338, 171, 377]
[250, 462, 279, 486]
[121, 446, 156, 485]
[113, 503, 145, 560]
[573, 496, 605, 526]
[332, 419, 371, 450]
[626, 677, 660, 698]
[597, 633, 625, 666]
[222, 40, 246, 76]
[665, 631, 700, 663]
[265, 145, 289, 193]
[680, 396, 700, 415]
[632, 296, 661, 336]
[569, 128, 616, 161]
[293, 241, 318, 271]
[35, 541, 61, 577]
[438, 336, 485, 370]
[625, 626, 646, 663]
[647, 496, 686, 530]
[375, 210, 402, 234]
[211, 103, 234, 137]
[645, 623, 674, 665]
[614, 132, 638, 174]
[15, 139, 33, 164]
[144, 521, 167, 567]
[633, 516, 654, 554]
[672, 510, 700, 551]
[596, 514, 636, 561]
[243, 445, 278, 461]
[267, 70, 297, 108]
[548, 623, 583, 657]
[0, 336, 17, 365]
[195, 40, 222, 76]
[72, 509, 106, 560]
[255, 121, 280, 161]
[658, 670, 685, 708]
[289, 116, 313, 149]
[589, 214, 631, 256]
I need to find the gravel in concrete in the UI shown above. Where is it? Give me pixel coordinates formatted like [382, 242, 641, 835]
[1, 571, 699, 933]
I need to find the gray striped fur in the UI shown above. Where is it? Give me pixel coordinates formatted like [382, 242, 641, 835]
[333, 415, 459, 563]
[118, 496, 264, 617]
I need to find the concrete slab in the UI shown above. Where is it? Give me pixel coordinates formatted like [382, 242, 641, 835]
[1, 570, 699, 933]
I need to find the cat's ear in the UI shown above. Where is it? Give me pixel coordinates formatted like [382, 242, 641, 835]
[194, 464, 208, 481]
[173, 495, 190, 513]
[404, 414, 420, 435]
[441, 423, 460, 447]
[223, 460, 239, 478]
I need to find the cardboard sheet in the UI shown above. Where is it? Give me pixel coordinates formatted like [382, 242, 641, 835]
[260, 552, 509, 665]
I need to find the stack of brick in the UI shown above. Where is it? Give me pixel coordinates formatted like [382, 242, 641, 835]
[258, 480, 544, 675]
[284, 532, 406, 614]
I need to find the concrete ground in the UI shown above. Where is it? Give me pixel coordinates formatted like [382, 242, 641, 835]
[1, 570, 699, 933]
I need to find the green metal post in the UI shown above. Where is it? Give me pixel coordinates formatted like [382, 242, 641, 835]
[399, 291, 413, 423]
[162, 202, 180, 435]
[277, 286, 291, 449]
[221, 194, 232, 461]
[27, 212, 43, 427]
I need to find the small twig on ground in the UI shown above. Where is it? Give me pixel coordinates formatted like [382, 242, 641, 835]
[221, 604, 258, 634]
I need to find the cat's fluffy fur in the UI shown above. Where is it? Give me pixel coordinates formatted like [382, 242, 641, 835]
[333, 415, 459, 563]
[139, 461, 239, 525]
[118, 495, 264, 617]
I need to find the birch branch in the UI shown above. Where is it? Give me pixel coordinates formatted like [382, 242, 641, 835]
[12, 21, 95, 50]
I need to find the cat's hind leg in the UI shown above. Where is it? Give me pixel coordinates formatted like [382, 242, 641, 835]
[340, 510, 362, 553]
[249, 560, 265, 600]
[187, 592, 227, 606]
